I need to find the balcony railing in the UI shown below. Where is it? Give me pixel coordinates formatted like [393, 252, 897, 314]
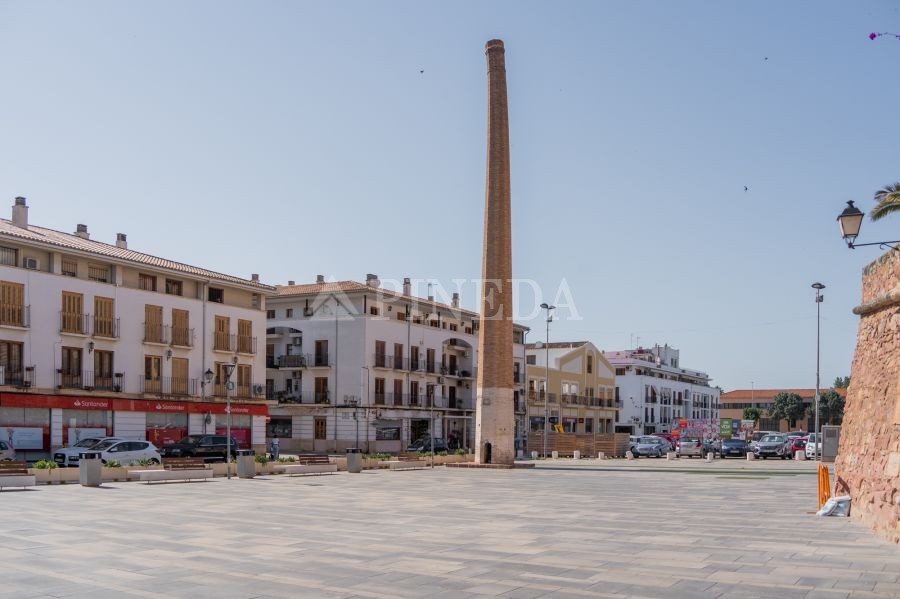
[93, 317, 120, 339]
[373, 392, 386, 405]
[139, 376, 198, 396]
[60, 311, 90, 335]
[0, 304, 29, 327]
[425, 361, 436, 374]
[82, 371, 120, 391]
[277, 355, 307, 368]
[144, 323, 170, 344]
[313, 352, 329, 367]
[56, 370, 83, 389]
[0, 366, 35, 388]
[275, 392, 302, 404]
[171, 327, 194, 348]
[266, 356, 276, 369]
[392, 356, 407, 370]
[373, 353, 390, 368]
[314, 391, 330, 404]
[214, 332, 235, 352]
[237, 335, 257, 354]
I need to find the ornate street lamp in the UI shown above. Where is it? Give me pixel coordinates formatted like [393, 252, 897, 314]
[221, 363, 236, 479]
[838, 201, 899, 250]
[539, 303, 555, 459]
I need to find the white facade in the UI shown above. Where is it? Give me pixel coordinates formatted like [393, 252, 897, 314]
[0, 198, 273, 458]
[604, 345, 720, 435]
[266, 276, 528, 453]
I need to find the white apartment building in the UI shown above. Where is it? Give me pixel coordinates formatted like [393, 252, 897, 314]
[0, 197, 273, 459]
[604, 345, 720, 435]
[265, 275, 529, 453]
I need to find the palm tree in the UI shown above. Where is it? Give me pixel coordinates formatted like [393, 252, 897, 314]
[871, 182, 900, 221]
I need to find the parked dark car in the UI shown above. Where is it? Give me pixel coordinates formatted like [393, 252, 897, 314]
[406, 436, 448, 452]
[160, 435, 239, 462]
[719, 438, 750, 458]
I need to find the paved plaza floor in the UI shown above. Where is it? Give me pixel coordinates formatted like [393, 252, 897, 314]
[1, 460, 898, 599]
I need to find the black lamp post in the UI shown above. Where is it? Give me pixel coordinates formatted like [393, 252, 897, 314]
[539, 302, 555, 459]
[838, 201, 900, 250]
[221, 363, 236, 479]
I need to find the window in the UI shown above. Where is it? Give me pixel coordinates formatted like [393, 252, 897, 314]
[585, 418, 593, 433]
[94, 297, 116, 337]
[208, 287, 224, 303]
[314, 417, 327, 440]
[88, 264, 110, 283]
[286, 308, 293, 318]
[61, 346, 83, 387]
[526, 355, 536, 365]
[0, 340, 24, 382]
[410, 347, 419, 371]
[369, 306, 379, 316]
[410, 381, 419, 406]
[171, 309, 190, 346]
[266, 309, 275, 319]
[0, 246, 18, 267]
[214, 316, 230, 351]
[0, 281, 25, 327]
[61, 292, 84, 333]
[449, 323, 458, 331]
[314, 377, 329, 403]
[393, 380, 403, 406]
[396, 310, 406, 322]
[165, 279, 183, 296]
[144, 305, 164, 343]
[314, 340, 328, 366]
[171, 357, 189, 395]
[94, 350, 114, 389]
[236, 364, 251, 397]
[393, 343, 403, 369]
[374, 378, 385, 404]
[61, 259, 77, 277]
[237, 319, 253, 353]
[144, 355, 162, 392]
[135, 273, 156, 292]
[587, 355, 593, 374]
[374, 341, 386, 368]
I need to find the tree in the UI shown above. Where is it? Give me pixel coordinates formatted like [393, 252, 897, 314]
[768, 392, 806, 427]
[871, 182, 900, 221]
[742, 407, 762, 422]
[833, 376, 850, 389]
[806, 389, 846, 426]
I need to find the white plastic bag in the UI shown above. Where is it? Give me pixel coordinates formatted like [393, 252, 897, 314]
[816, 495, 852, 517]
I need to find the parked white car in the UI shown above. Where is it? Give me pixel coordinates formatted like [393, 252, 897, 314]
[805, 433, 821, 459]
[53, 437, 121, 467]
[676, 437, 704, 458]
[0, 439, 14, 461]
[93, 439, 161, 465]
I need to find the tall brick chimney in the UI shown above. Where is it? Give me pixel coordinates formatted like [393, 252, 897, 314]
[474, 39, 515, 465]
[12, 197, 28, 229]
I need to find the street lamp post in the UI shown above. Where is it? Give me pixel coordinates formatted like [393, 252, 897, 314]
[221, 362, 236, 479]
[540, 303, 555, 458]
[812, 283, 824, 461]
[837, 200, 900, 250]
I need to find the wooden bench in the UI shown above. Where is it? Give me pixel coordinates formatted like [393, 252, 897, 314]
[0, 461, 36, 490]
[133, 457, 213, 483]
[275, 455, 337, 476]
[378, 456, 427, 470]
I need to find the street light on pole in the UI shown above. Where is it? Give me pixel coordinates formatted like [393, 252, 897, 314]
[540, 303, 555, 459]
[812, 282, 825, 461]
[221, 362, 236, 479]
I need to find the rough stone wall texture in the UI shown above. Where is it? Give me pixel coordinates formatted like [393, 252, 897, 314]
[475, 39, 515, 465]
[834, 248, 900, 544]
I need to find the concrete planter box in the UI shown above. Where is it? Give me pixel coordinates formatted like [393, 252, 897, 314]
[29, 468, 53, 484]
[29, 467, 81, 484]
[102, 467, 128, 482]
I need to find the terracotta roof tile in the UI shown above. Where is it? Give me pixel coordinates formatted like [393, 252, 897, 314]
[721, 388, 847, 402]
[0, 219, 275, 291]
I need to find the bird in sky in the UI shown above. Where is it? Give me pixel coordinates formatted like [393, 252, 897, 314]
[744, 186, 749, 192]
[419, 69, 424, 74]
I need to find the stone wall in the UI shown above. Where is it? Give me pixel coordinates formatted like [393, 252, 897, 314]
[834, 248, 900, 544]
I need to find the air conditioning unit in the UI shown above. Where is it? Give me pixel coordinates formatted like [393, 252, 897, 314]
[252, 384, 264, 395]
[438, 377, 445, 384]
[23, 258, 38, 270]
[463, 351, 471, 358]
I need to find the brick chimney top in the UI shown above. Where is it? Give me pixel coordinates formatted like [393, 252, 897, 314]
[115, 233, 127, 249]
[75, 224, 90, 239]
[12, 197, 28, 228]
[316, 274, 325, 284]
[251, 273, 259, 283]
[485, 39, 504, 51]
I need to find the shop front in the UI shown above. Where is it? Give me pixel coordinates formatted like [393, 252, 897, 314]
[0, 392, 269, 459]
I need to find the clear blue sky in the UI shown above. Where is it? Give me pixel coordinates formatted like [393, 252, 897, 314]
[1, 1, 898, 390]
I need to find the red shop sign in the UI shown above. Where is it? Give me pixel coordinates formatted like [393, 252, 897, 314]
[0, 393, 268, 416]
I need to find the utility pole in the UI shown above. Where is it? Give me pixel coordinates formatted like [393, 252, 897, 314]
[812, 283, 825, 461]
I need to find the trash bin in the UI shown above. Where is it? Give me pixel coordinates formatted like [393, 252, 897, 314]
[79, 451, 102, 487]
[236, 449, 256, 479]
[346, 448, 362, 473]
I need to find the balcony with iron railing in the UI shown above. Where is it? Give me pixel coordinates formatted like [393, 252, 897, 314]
[312, 352, 330, 368]
[140, 376, 198, 396]
[425, 361, 436, 374]
[277, 354, 307, 368]
[237, 335, 257, 355]
[314, 391, 330, 404]
[213, 332, 235, 352]
[266, 356, 276, 369]
[171, 327, 194, 348]
[93, 316, 120, 339]
[144, 323, 170, 345]
[273, 391, 302, 404]
[373, 353, 391, 369]
[212, 383, 258, 399]
[60, 312, 91, 335]
[0, 304, 29, 328]
[0, 365, 35, 388]
[83, 371, 121, 391]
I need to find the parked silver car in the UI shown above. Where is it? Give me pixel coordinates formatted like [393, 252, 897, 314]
[633, 436, 667, 458]
[676, 437, 704, 458]
[754, 434, 791, 459]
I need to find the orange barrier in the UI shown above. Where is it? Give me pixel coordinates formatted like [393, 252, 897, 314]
[818, 463, 832, 509]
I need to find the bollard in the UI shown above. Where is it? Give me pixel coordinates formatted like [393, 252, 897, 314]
[573, 450, 580, 460]
[551, 451, 559, 459]
[531, 451, 538, 460]
[666, 451, 677, 460]
[705, 453, 713, 463]
[746, 452, 756, 461]
[795, 451, 806, 461]
[597, 452, 605, 460]
[626, 450, 634, 460]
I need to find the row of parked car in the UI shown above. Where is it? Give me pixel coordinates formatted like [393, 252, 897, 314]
[50, 435, 241, 467]
[628, 431, 822, 460]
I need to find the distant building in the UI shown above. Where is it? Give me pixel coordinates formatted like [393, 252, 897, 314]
[265, 275, 528, 453]
[719, 388, 845, 432]
[604, 345, 719, 435]
[524, 341, 619, 436]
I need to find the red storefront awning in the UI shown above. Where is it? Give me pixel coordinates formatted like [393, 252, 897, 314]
[0, 393, 269, 416]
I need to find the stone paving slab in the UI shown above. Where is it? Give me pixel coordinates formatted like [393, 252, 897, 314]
[0, 462, 897, 598]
